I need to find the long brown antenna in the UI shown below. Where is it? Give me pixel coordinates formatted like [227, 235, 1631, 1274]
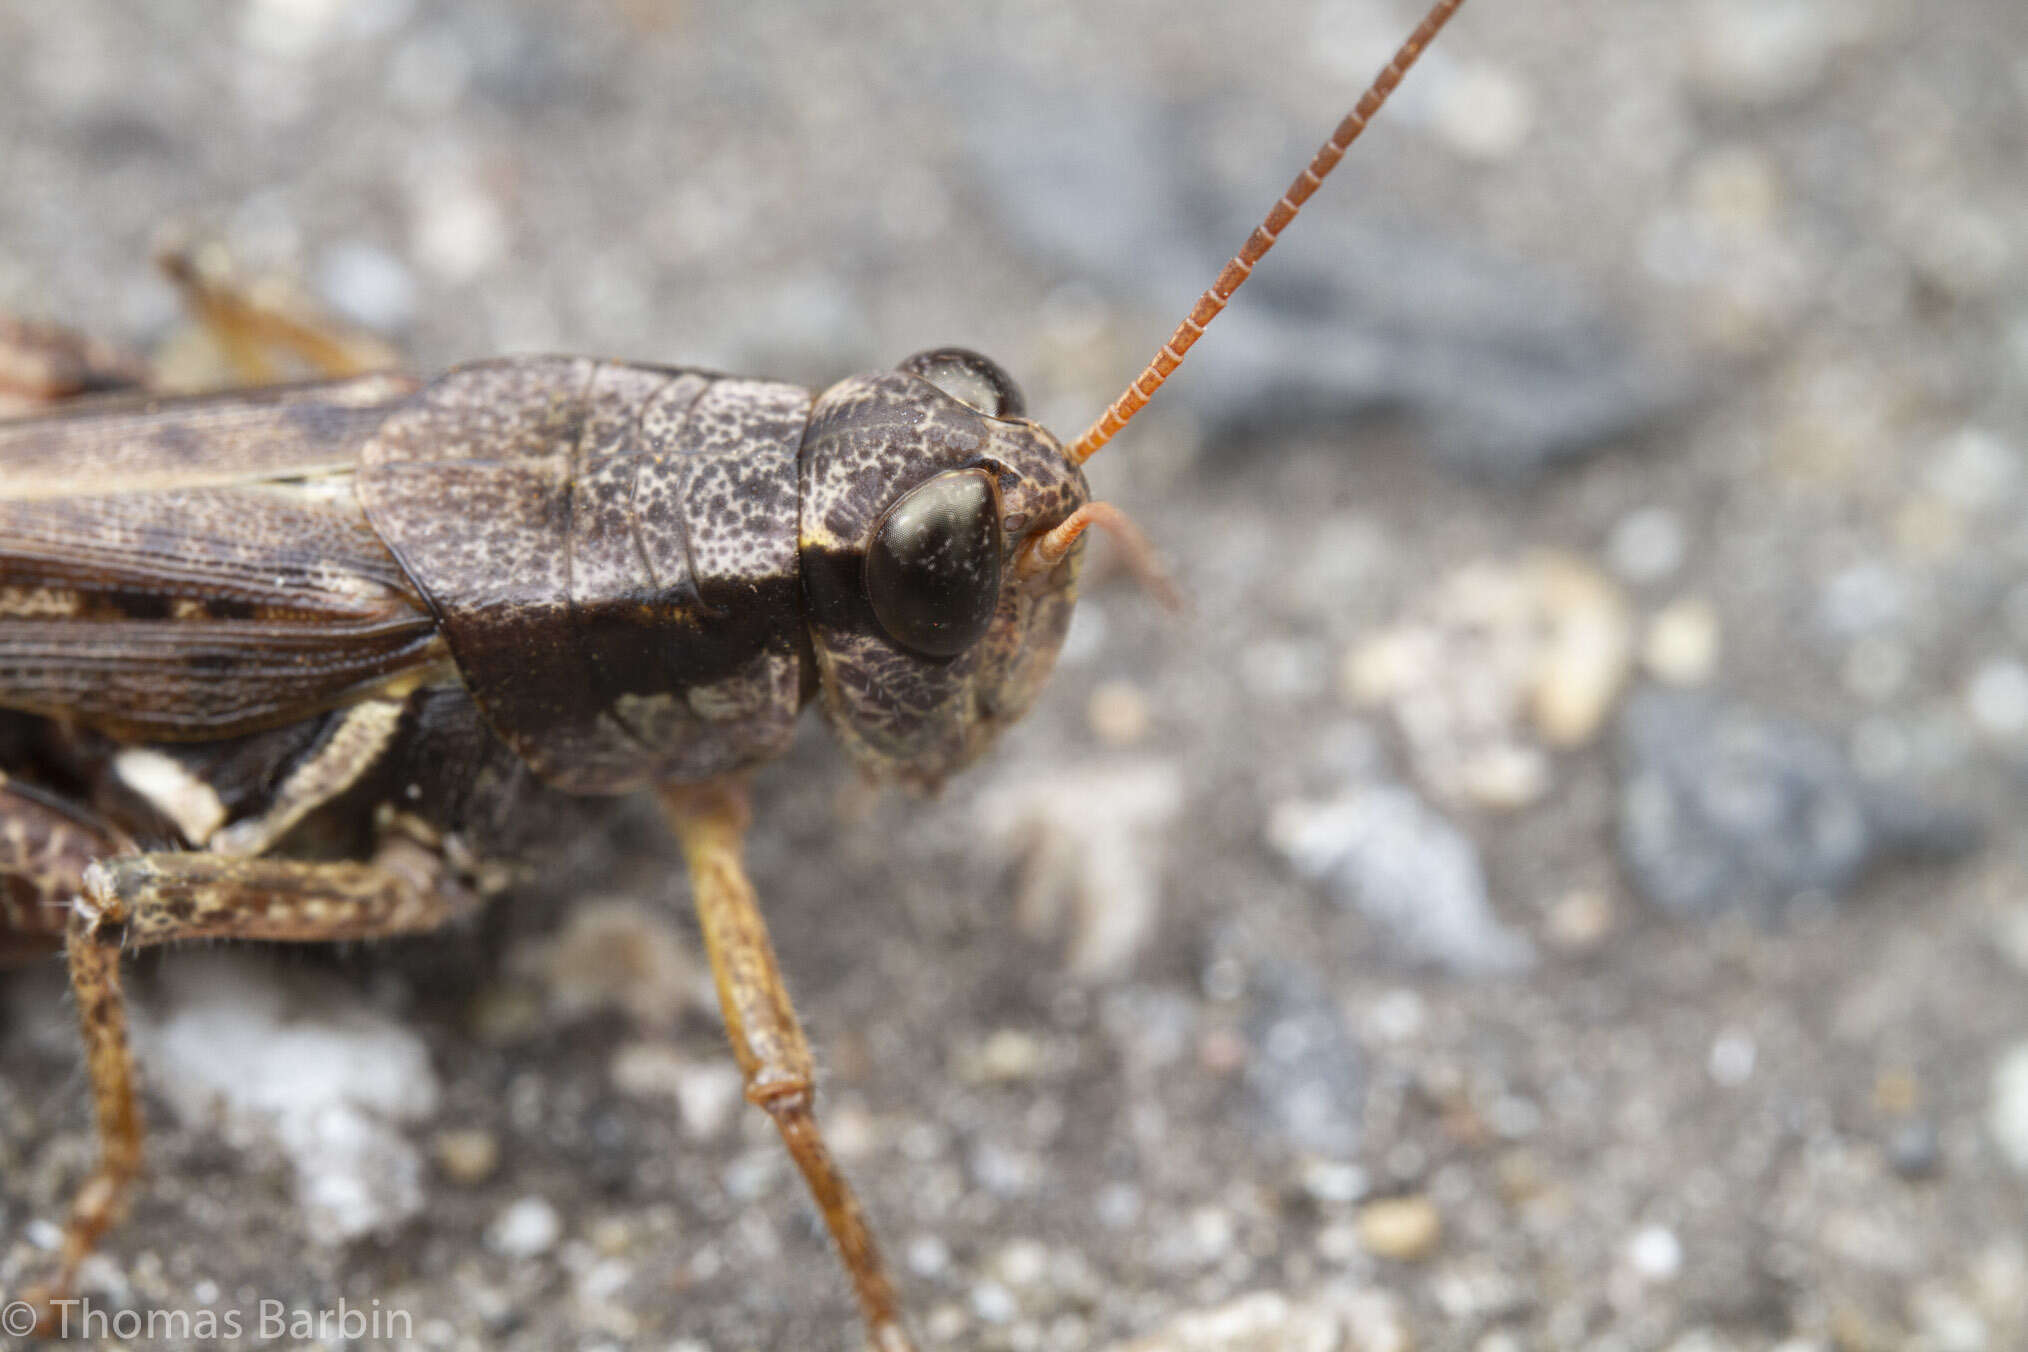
[1066, 0, 1468, 465]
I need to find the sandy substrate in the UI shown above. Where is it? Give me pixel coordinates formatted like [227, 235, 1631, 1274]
[3, 3, 2026, 1349]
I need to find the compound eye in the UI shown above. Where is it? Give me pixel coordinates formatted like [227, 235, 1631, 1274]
[866, 468, 1004, 658]
[897, 348, 1026, 420]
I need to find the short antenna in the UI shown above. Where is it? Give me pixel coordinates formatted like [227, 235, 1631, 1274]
[1065, 0, 1467, 466]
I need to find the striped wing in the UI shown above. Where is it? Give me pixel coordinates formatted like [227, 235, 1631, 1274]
[0, 375, 447, 739]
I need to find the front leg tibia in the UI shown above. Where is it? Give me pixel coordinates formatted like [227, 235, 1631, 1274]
[660, 780, 915, 1352]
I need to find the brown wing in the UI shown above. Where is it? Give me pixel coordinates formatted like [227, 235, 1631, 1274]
[0, 372, 416, 501]
[0, 376, 447, 740]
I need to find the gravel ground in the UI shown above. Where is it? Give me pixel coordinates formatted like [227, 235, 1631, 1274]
[3, 2, 2027, 1350]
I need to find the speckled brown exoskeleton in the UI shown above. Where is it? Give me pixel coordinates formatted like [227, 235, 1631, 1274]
[0, 3, 1464, 1346]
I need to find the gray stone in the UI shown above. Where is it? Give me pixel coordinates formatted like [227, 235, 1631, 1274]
[1243, 962, 1365, 1158]
[1268, 783, 1535, 974]
[957, 78, 1679, 476]
[1616, 689, 1980, 918]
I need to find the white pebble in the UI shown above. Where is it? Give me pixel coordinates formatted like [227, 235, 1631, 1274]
[1625, 1224, 1684, 1281]
[316, 241, 416, 332]
[1644, 598, 1720, 686]
[1926, 427, 2020, 512]
[1606, 508, 1687, 585]
[488, 1196, 562, 1258]
[1431, 61, 1536, 161]
[1708, 1029, 1757, 1086]
[969, 1280, 1018, 1325]
[1987, 1044, 2028, 1174]
[1967, 659, 2028, 739]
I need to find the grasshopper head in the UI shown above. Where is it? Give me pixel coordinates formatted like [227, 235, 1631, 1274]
[800, 349, 1097, 791]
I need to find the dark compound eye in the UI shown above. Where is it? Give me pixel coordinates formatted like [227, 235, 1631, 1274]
[896, 348, 1026, 420]
[865, 468, 1003, 658]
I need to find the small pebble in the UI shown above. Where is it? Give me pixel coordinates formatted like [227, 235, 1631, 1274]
[907, 1234, 952, 1279]
[315, 240, 416, 331]
[1098, 1289, 1340, 1352]
[1431, 60, 1536, 161]
[990, 1238, 1051, 1291]
[488, 1196, 562, 1258]
[673, 1061, 745, 1141]
[1625, 1224, 1683, 1281]
[1300, 1158, 1370, 1205]
[970, 1279, 1018, 1325]
[608, 1040, 688, 1101]
[1356, 1195, 1443, 1262]
[959, 1028, 1047, 1085]
[511, 900, 702, 1027]
[984, 759, 1185, 979]
[1545, 887, 1614, 952]
[1926, 427, 2020, 511]
[1708, 1029, 1757, 1087]
[1986, 1044, 2028, 1174]
[1605, 507, 1687, 584]
[1531, 554, 1634, 746]
[1643, 598, 1720, 685]
[1966, 659, 2028, 739]
[1088, 679, 1152, 746]
[434, 1128, 501, 1185]
[1886, 1118, 1942, 1180]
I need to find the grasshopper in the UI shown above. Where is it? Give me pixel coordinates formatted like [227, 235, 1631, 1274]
[0, 2, 1466, 1345]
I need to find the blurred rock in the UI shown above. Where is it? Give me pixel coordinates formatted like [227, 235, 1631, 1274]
[1269, 782, 1534, 974]
[1623, 1224, 1684, 1282]
[1643, 597, 1721, 686]
[1691, 0, 1859, 106]
[1356, 1195, 1443, 1262]
[138, 952, 438, 1245]
[507, 898, 704, 1028]
[1966, 659, 2028, 741]
[1605, 506, 1689, 585]
[1545, 886, 1616, 953]
[1345, 553, 1632, 809]
[1428, 60, 1537, 162]
[960, 78, 1677, 474]
[980, 758, 1185, 979]
[434, 1127, 501, 1186]
[486, 1195, 562, 1258]
[1616, 689, 1981, 918]
[1885, 1118, 1942, 1180]
[1100, 1289, 1341, 1352]
[1988, 1044, 2028, 1175]
[1244, 962, 1366, 1158]
[1926, 427, 2021, 513]
[315, 239, 416, 332]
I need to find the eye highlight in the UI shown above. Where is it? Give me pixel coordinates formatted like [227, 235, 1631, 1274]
[865, 468, 1003, 658]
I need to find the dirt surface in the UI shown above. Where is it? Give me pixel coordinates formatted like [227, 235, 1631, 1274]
[3, 2, 2027, 1350]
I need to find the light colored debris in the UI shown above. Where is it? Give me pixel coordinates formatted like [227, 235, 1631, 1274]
[979, 759, 1185, 979]
[487, 1195, 562, 1258]
[433, 1127, 500, 1185]
[1100, 1286, 1413, 1352]
[136, 951, 439, 1245]
[1988, 1044, 2028, 1175]
[1643, 596, 1721, 685]
[508, 898, 705, 1027]
[1357, 1195, 1443, 1262]
[1268, 783, 1534, 975]
[1343, 552, 1631, 809]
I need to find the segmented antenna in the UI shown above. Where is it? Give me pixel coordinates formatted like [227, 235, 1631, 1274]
[1066, 0, 1468, 465]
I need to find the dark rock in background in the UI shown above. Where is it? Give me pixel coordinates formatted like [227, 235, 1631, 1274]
[962, 79, 1681, 474]
[1616, 688, 1980, 918]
